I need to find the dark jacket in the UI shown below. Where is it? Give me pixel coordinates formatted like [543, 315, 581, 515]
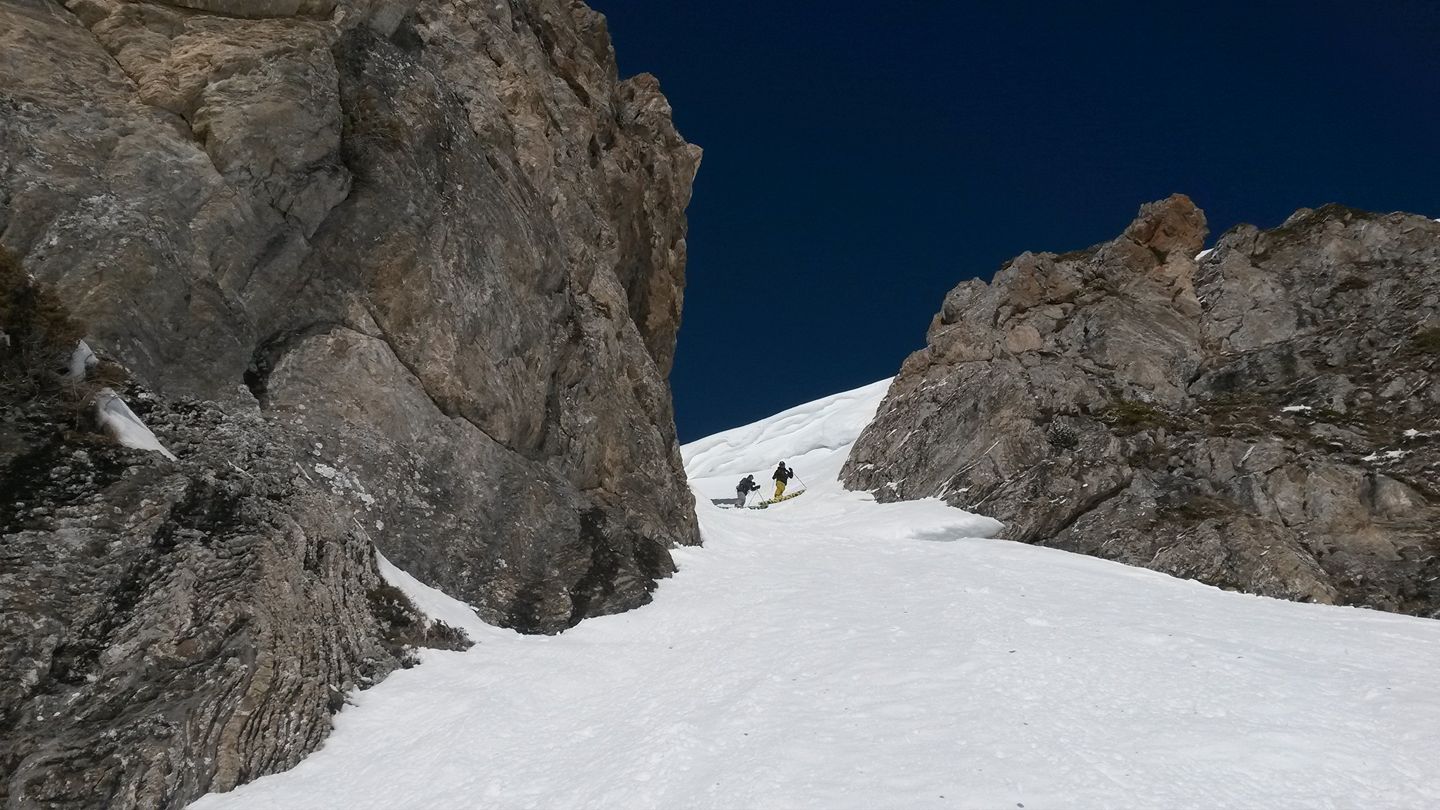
[772, 464, 793, 483]
[737, 475, 760, 494]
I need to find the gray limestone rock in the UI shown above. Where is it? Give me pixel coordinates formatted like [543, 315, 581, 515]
[1, 0, 699, 805]
[1, 0, 700, 630]
[844, 196, 1440, 616]
[0, 387, 438, 808]
[0, 254, 465, 808]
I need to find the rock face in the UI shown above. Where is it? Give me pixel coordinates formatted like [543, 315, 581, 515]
[0, 394, 430, 808]
[0, 253, 465, 807]
[843, 196, 1440, 616]
[1, 0, 699, 806]
[1, 0, 700, 628]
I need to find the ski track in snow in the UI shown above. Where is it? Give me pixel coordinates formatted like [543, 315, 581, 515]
[192, 382, 1440, 810]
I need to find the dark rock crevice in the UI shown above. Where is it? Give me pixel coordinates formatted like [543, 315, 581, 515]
[242, 320, 349, 405]
[1043, 477, 1131, 543]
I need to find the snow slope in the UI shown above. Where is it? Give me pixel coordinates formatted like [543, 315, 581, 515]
[683, 377, 894, 486]
[192, 382, 1440, 810]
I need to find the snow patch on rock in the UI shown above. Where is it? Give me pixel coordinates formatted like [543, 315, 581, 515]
[66, 340, 97, 381]
[375, 552, 489, 641]
[93, 388, 176, 460]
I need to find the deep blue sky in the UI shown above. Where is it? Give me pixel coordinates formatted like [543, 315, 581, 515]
[591, 1, 1440, 442]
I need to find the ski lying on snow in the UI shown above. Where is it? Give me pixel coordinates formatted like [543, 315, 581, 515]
[748, 490, 806, 509]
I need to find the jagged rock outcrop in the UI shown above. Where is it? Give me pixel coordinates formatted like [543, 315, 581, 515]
[844, 196, 1440, 616]
[1, 0, 699, 806]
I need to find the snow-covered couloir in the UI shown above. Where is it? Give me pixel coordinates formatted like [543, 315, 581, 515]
[192, 380, 1440, 810]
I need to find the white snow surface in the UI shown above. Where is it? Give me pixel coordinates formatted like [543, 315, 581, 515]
[192, 383, 1440, 810]
[681, 377, 894, 486]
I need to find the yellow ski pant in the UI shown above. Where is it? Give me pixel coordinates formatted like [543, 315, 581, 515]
[774, 480, 786, 499]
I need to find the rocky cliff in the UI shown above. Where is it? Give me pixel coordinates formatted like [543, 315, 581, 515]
[844, 196, 1440, 616]
[1, 0, 699, 806]
[1, 256, 464, 806]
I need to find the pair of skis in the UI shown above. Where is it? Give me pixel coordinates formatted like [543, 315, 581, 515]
[747, 489, 805, 509]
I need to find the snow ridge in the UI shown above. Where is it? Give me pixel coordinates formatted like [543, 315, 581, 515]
[682, 377, 891, 482]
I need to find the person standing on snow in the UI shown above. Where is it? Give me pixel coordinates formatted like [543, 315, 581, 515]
[772, 461, 796, 500]
[736, 474, 761, 507]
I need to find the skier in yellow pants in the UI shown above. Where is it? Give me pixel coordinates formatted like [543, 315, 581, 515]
[772, 461, 795, 500]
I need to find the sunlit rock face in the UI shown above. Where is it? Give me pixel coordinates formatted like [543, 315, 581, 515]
[1, 0, 699, 805]
[2, 0, 701, 629]
[845, 196, 1440, 617]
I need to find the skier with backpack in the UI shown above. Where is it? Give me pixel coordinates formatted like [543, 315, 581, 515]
[772, 461, 796, 500]
[735, 474, 761, 507]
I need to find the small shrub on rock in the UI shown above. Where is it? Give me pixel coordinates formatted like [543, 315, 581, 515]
[1411, 327, 1440, 356]
[1103, 399, 1174, 432]
[367, 582, 473, 661]
[1045, 422, 1079, 449]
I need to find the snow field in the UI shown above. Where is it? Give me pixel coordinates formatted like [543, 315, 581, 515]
[191, 381, 1440, 810]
